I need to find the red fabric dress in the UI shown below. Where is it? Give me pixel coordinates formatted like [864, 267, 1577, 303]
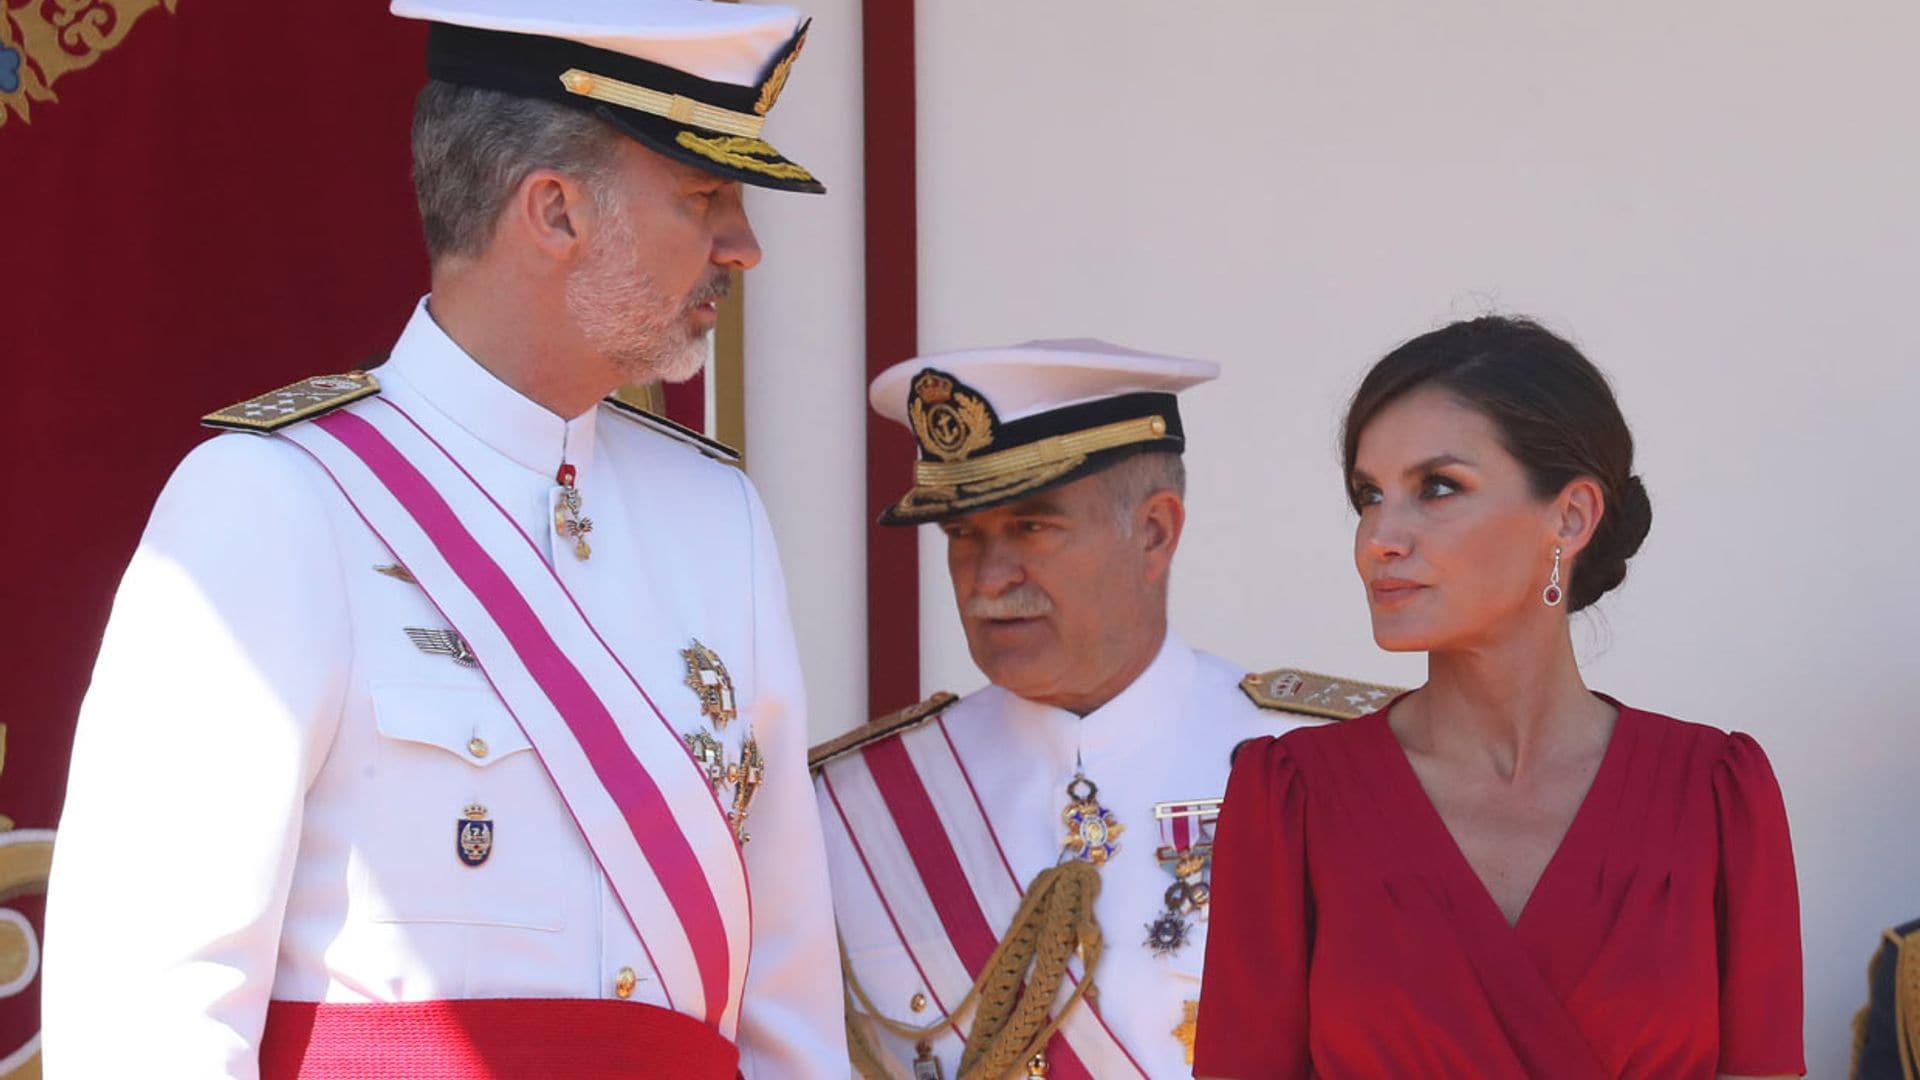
[1192, 702, 1803, 1079]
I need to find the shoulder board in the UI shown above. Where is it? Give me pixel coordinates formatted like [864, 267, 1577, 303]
[1240, 667, 1406, 721]
[808, 691, 960, 773]
[202, 372, 380, 433]
[600, 395, 742, 465]
[1891, 921, 1920, 954]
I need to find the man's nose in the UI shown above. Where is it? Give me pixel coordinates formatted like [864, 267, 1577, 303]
[712, 189, 762, 271]
[972, 537, 1026, 597]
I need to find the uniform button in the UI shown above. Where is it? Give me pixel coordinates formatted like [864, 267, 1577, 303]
[467, 737, 489, 759]
[614, 966, 638, 999]
[910, 992, 928, 1013]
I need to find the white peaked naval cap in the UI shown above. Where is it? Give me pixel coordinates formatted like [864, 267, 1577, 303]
[392, 0, 824, 192]
[869, 339, 1220, 525]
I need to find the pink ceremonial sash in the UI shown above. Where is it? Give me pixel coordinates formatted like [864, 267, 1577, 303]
[277, 398, 750, 1037]
[820, 716, 1147, 1078]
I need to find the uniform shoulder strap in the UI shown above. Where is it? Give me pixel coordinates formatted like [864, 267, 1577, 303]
[1240, 667, 1406, 721]
[1897, 923, 1920, 1079]
[809, 691, 959, 773]
[600, 394, 742, 465]
[202, 372, 380, 433]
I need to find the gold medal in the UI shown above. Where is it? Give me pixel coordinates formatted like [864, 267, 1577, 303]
[1059, 774, 1123, 865]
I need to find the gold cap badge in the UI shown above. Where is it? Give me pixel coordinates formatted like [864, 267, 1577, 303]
[908, 369, 997, 464]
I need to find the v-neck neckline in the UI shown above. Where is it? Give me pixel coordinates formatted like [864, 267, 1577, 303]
[1371, 695, 1634, 938]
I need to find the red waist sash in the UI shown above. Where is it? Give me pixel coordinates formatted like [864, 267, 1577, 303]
[259, 999, 740, 1080]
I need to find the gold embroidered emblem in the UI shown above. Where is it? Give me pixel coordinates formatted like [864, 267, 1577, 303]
[753, 23, 808, 116]
[908, 370, 996, 463]
[674, 131, 817, 183]
[1, 0, 180, 128]
[681, 639, 737, 730]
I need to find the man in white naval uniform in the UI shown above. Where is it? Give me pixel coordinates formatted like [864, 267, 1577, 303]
[811, 342, 1399, 1079]
[43, 2, 843, 1077]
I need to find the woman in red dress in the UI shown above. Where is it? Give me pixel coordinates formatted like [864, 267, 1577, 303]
[1194, 316, 1802, 1079]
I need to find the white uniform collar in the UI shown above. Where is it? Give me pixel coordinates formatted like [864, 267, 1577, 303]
[379, 296, 600, 478]
[996, 630, 1197, 759]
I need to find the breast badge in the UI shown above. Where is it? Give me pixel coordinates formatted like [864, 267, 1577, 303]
[680, 640, 760, 842]
[406, 626, 478, 667]
[457, 804, 493, 867]
[1172, 999, 1200, 1066]
[681, 639, 737, 730]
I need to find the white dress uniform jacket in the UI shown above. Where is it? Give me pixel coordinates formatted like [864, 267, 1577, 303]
[43, 300, 845, 1078]
[818, 633, 1313, 1079]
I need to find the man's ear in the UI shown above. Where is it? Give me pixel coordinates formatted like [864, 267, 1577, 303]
[1139, 488, 1186, 584]
[504, 167, 598, 263]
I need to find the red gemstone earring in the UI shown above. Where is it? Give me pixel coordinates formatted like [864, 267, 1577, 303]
[1542, 546, 1564, 607]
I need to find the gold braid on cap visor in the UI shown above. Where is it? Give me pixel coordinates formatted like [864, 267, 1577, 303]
[912, 414, 1169, 488]
[559, 69, 766, 138]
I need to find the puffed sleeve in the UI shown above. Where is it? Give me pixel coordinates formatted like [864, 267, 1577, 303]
[1193, 736, 1311, 1080]
[1712, 732, 1805, 1076]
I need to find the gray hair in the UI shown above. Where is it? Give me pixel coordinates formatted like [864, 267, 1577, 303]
[410, 80, 624, 263]
[1096, 451, 1187, 534]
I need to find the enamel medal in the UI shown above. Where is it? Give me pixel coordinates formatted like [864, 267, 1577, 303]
[1059, 774, 1123, 865]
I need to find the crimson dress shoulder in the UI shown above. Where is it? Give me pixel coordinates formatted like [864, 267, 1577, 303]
[1192, 702, 1803, 1079]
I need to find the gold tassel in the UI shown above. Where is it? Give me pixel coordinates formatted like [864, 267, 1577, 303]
[840, 860, 1105, 1079]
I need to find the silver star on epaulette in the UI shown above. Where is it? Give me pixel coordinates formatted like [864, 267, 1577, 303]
[404, 627, 477, 667]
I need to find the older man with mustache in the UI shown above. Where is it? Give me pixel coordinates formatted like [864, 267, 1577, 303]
[809, 341, 1397, 1079]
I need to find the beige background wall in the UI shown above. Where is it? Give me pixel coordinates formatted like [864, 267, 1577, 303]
[749, 0, 1920, 1072]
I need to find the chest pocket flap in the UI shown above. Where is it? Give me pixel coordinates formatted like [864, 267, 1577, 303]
[371, 681, 533, 766]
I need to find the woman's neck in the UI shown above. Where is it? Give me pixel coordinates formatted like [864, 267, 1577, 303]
[1396, 620, 1613, 780]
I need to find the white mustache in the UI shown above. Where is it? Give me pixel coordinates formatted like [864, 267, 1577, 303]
[688, 274, 731, 309]
[966, 588, 1054, 620]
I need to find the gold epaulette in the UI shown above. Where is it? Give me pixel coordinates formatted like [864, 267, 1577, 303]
[1240, 667, 1406, 721]
[601, 394, 742, 465]
[1899, 924, 1920, 1079]
[202, 372, 381, 433]
[808, 692, 959, 773]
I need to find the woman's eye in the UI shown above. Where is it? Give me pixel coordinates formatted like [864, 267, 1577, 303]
[1352, 485, 1382, 507]
[1422, 476, 1460, 498]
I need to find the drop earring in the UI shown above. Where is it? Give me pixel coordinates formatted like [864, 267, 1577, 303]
[1542, 546, 1564, 607]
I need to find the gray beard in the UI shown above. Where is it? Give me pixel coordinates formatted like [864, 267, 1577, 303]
[564, 211, 713, 386]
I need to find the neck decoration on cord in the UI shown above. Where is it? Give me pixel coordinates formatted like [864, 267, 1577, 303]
[1060, 773, 1123, 866]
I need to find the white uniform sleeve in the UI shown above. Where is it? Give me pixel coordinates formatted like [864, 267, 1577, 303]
[730, 472, 850, 1078]
[42, 434, 351, 1079]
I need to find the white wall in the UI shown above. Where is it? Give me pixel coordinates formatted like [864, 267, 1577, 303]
[740, 0, 868, 742]
[899, 0, 1920, 1072]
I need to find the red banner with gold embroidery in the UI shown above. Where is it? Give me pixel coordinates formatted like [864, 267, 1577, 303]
[0, 4, 429, 1074]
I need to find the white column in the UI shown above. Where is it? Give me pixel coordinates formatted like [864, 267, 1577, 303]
[741, 0, 868, 743]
